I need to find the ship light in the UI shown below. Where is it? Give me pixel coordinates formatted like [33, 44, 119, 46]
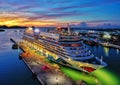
[34, 28, 40, 34]
[103, 32, 111, 39]
[28, 27, 33, 31]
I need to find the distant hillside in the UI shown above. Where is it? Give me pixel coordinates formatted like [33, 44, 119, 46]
[70, 27, 120, 31]
[0, 25, 26, 29]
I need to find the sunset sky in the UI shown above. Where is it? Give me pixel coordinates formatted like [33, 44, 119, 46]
[0, 0, 120, 27]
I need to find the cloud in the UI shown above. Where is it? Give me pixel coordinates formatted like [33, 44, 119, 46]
[50, 0, 120, 11]
[15, 5, 36, 11]
[86, 20, 120, 24]
[0, 0, 120, 27]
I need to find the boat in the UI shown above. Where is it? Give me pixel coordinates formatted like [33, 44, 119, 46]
[21, 26, 107, 73]
[82, 37, 99, 46]
[0, 29, 5, 32]
[83, 40, 99, 46]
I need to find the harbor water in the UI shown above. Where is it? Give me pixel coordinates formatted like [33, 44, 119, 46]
[0, 29, 120, 85]
[0, 29, 40, 85]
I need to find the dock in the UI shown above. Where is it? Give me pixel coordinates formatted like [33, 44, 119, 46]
[10, 38, 25, 52]
[100, 42, 120, 49]
[10, 38, 87, 85]
[19, 48, 75, 85]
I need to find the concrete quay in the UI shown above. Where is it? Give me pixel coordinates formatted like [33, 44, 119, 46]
[19, 45, 76, 85]
[100, 42, 120, 49]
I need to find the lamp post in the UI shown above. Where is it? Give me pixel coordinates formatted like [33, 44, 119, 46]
[56, 77, 58, 85]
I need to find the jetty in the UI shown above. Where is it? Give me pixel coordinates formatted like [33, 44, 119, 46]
[100, 42, 120, 49]
[19, 46, 76, 85]
[10, 38, 79, 85]
[10, 38, 25, 52]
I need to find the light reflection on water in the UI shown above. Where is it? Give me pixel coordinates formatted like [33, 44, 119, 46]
[116, 49, 119, 54]
[103, 47, 109, 57]
[85, 44, 120, 84]
[103, 47, 120, 57]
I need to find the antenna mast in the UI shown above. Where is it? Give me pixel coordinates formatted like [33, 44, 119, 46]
[67, 23, 71, 35]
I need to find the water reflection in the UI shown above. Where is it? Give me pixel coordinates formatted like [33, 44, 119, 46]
[103, 47, 109, 57]
[84, 44, 120, 85]
[116, 49, 119, 55]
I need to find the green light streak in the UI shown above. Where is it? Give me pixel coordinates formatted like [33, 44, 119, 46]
[60, 66, 97, 85]
[29, 46, 119, 85]
[91, 68, 119, 85]
[60, 66, 119, 85]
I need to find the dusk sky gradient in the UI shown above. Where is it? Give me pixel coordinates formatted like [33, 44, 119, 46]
[0, 0, 120, 27]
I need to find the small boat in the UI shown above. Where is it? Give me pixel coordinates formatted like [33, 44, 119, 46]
[0, 29, 5, 32]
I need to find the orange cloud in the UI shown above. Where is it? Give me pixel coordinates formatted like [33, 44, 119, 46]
[0, 12, 58, 27]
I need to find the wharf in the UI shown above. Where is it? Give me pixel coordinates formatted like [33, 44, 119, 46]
[10, 38, 76, 85]
[19, 44, 76, 85]
[10, 38, 25, 52]
[100, 43, 120, 49]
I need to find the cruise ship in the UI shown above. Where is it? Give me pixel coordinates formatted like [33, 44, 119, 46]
[21, 26, 107, 73]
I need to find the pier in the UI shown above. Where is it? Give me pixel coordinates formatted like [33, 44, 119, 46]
[10, 38, 25, 52]
[19, 47, 75, 85]
[100, 42, 120, 49]
[82, 37, 120, 49]
[10, 38, 77, 85]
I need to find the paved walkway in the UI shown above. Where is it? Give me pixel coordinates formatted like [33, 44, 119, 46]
[100, 42, 120, 49]
[20, 43, 75, 85]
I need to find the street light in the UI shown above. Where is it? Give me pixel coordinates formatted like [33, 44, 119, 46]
[103, 32, 111, 39]
[103, 32, 111, 44]
[56, 77, 59, 85]
[47, 74, 66, 85]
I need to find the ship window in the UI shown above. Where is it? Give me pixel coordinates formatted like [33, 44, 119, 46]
[62, 44, 82, 47]
[71, 44, 82, 46]
[62, 44, 71, 46]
